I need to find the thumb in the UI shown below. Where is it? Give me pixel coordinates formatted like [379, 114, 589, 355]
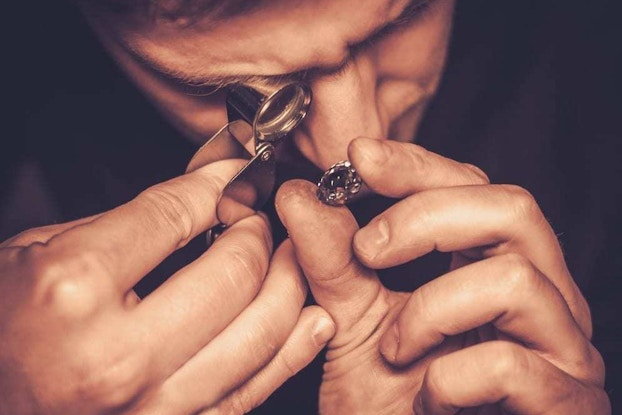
[275, 179, 385, 337]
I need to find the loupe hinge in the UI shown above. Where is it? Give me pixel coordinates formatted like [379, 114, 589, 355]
[214, 141, 276, 226]
[255, 142, 275, 161]
[204, 81, 312, 246]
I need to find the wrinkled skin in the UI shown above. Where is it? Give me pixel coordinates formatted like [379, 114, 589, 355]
[275, 138, 609, 414]
[2, 0, 611, 413]
[0, 160, 335, 415]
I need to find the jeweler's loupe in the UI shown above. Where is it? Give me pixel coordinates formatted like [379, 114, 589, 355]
[186, 82, 312, 239]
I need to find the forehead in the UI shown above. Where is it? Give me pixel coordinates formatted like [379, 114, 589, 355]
[107, 0, 415, 83]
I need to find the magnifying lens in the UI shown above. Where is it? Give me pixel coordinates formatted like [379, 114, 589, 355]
[186, 81, 312, 239]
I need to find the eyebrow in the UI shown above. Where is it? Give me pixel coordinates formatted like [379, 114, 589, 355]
[140, 0, 433, 92]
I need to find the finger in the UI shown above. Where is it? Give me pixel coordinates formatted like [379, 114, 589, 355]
[0, 214, 102, 248]
[414, 341, 611, 415]
[354, 184, 591, 337]
[348, 138, 489, 198]
[205, 305, 334, 415]
[147, 240, 312, 414]
[131, 213, 272, 379]
[275, 179, 387, 344]
[380, 254, 604, 385]
[40, 160, 245, 292]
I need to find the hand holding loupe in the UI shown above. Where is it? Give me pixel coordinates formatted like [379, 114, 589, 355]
[186, 82, 312, 241]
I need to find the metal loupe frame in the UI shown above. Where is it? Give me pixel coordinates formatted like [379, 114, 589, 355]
[187, 81, 312, 234]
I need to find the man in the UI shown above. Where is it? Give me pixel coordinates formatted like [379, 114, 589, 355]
[7, 0, 619, 413]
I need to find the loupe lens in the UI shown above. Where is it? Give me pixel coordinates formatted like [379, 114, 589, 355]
[254, 83, 311, 142]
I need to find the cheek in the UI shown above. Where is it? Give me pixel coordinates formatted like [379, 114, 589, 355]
[154, 95, 229, 146]
[370, 0, 455, 132]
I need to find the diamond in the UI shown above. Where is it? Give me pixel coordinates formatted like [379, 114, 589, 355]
[317, 160, 363, 206]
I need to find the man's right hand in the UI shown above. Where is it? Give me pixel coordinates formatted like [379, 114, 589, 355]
[275, 139, 608, 415]
[0, 160, 334, 415]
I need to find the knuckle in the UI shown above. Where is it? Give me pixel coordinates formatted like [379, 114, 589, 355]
[575, 343, 607, 386]
[244, 214, 273, 252]
[246, 316, 281, 360]
[222, 220, 271, 284]
[43, 277, 101, 321]
[591, 347, 607, 384]
[405, 145, 430, 177]
[498, 253, 541, 300]
[276, 347, 300, 379]
[226, 388, 261, 415]
[487, 341, 530, 386]
[226, 243, 268, 289]
[462, 163, 490, 184]
[140, 184, 198, 246]
[1, 227, 46, 247]
[72, 351, 148, 410]
[22, 244, 106, 320]
[498, 184, 544, 224]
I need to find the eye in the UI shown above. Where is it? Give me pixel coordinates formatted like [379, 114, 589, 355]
[177, 82, 225, 96]
[244, 0, 437, 85]
[348, 0, 434, 56]
[393, 0, 434, 27]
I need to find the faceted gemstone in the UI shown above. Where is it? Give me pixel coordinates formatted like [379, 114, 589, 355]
[317, 160, 363, 206]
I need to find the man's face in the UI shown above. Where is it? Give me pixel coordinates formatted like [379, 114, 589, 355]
[85, 0, 455, 170]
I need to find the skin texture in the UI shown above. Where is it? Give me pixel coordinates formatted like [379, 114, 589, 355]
[3, 0, 611, 413]
[0, 159, 335, 415]
[83, 0, 455, 169]
[275, 138, 609, 414]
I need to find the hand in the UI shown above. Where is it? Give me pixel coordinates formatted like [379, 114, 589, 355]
[0, 160, 335, 415]
[275, 138, 610, 414]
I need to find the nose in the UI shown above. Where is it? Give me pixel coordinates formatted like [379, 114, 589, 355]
[294, 53, 385, 170]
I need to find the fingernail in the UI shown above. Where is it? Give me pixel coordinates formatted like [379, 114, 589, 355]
[312, 317, 336, 347]
[379, 322, 400, 362]
[354, 217, 390, 260]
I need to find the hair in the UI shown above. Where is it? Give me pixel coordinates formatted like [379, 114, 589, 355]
[78, 0, 266, 25]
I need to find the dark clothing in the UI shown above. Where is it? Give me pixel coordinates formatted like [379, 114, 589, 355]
[10, 0, 621, 412]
